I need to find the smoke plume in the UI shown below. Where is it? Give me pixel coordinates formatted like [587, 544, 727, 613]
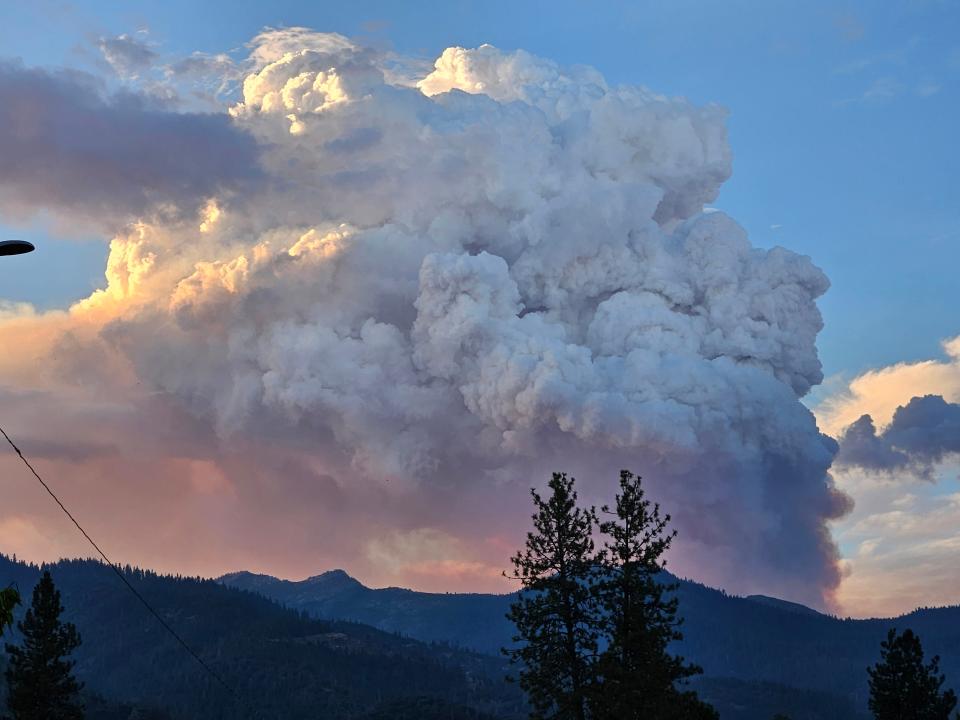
[0, 30, 851, 606]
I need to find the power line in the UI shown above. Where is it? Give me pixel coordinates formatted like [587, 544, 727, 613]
[0, 424, 241, 702]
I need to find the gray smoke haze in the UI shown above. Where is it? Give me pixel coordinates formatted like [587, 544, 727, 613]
[836, 394, 960, 477]
[0, 60, 262, 228]
[0, 30, 852, 607]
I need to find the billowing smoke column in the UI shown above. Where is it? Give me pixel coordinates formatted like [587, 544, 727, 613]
[65, 31, 849, 606]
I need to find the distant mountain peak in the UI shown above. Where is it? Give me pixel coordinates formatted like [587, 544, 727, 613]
[307, 568, 352, 580]
[746, 594, 822, 617]
[303, 568, 364, 589]
[217, 570, 277, 587]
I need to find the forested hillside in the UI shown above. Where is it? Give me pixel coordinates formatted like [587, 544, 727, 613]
[221, 569, 516, 656]
[0, 555, 523, 720]
[223, 568, 960, 719]
[4, 552, 957, 719]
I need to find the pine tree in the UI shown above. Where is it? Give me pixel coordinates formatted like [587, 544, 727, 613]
[5, 570, 84, 720]
[591, 470, 716, 720]
[505, 472, 599, 720]
[867, 628, 957, 720]
[0, 587, 19, 636]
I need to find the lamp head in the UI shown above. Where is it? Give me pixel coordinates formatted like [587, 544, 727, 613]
[0, 240, 35, 256]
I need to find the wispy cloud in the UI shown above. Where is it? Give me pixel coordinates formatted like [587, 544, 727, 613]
[832, 40, 917, 76]
[834, 76, 904, 106]
[832, 11, 866, 43]
[916, 78, 942, 96]
[949, 47, 960, 70]
[835, 74, 942, 106]
[97, 32, 158, 79]
[862, 76, 903, 101]
[832, 36, 947, 106]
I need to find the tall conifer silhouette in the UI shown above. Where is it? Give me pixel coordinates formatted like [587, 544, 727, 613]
[868, 628, 956, 720]
[505, 472, 599, 720]
[5, 570, 84, 720]
[591, 470, 715, 719]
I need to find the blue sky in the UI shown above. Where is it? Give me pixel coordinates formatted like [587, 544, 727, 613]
[1, 0, 957, 381]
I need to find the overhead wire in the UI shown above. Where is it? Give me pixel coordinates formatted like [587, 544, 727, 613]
[0, 424, 243, 704]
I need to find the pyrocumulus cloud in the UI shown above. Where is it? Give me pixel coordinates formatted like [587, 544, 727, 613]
[0, 30, 851, 606]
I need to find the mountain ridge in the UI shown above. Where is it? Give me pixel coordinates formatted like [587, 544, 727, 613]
[0, 554, 524, 720]
[219, 566, 960, 719]
[221, 567, 960, 621]
[3, 554, 956, 719]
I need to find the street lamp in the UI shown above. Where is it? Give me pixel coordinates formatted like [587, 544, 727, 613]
[0, 240, 35, 257]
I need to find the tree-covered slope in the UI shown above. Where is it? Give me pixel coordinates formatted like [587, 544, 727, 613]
[0, 555, 523, 720]
[221, 569, 516, 656]
[5, 551, 957, 720]
[221, 568, 960, 717]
